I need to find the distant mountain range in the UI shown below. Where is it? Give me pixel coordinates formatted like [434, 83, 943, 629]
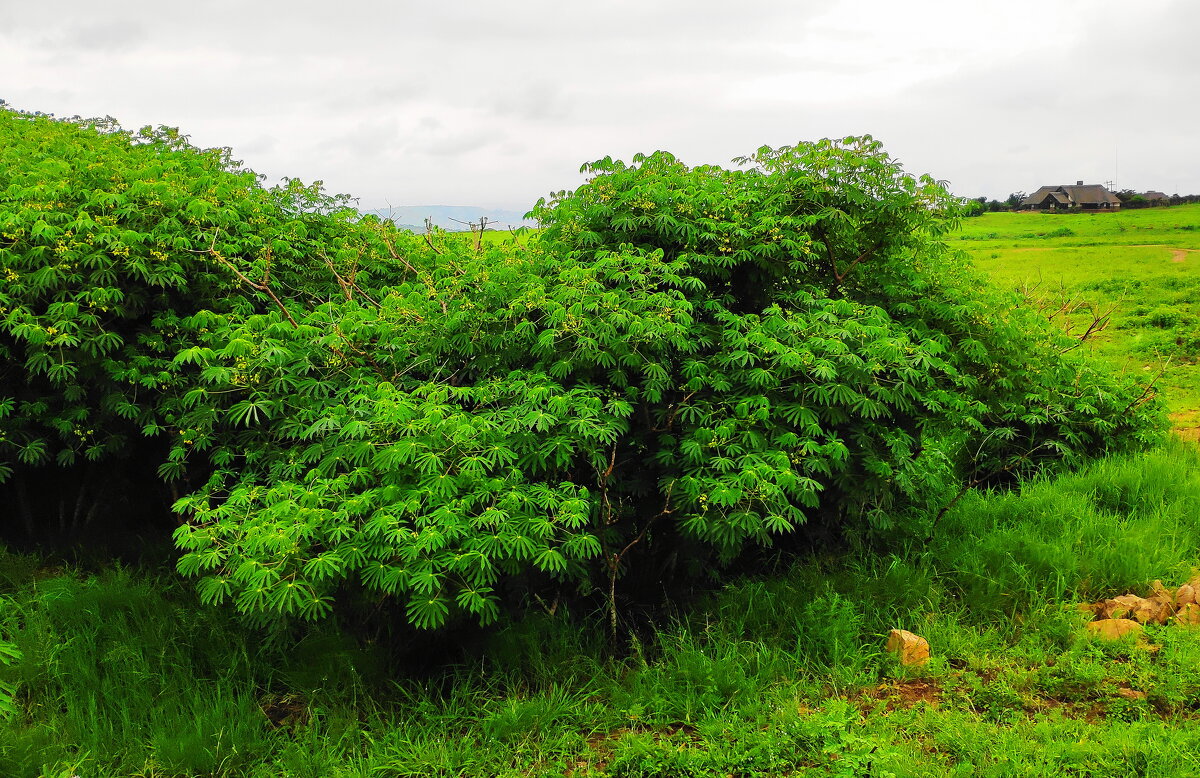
[364, 205, 537, 233]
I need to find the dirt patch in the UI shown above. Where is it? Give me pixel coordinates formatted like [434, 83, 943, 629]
[1122, 244, 1199, 262]
[866, 679, 940, 711]
[1174, 426, 1200, 442]
[1169, 411, 1200, 441]
[259, 694, 309, 729]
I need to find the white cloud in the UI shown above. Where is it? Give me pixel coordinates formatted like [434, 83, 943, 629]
[1, 0, 1196, 206]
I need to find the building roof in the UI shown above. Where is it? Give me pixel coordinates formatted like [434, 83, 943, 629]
[1067, 184, 1121, 205]
[1021, 186, 1060, 205]
[1143, 191, 1170, 201]
[1020, 183, 1121, 207]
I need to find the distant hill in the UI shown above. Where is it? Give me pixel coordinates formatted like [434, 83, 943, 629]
[364, 205, 536, 232]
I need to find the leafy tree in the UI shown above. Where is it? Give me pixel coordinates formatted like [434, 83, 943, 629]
[0, 111, 1163, 632]
[163, 137, 1162, 629]
[962, 197, 986, 217]
[526, 140, 1161, 534]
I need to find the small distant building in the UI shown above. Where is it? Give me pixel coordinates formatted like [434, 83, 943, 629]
[1141, 191, 1170, 204]
[1020, 181, 1122, 211]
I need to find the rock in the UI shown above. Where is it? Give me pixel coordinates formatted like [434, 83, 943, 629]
[1097, 594, 1172, 624]
[1174, 602, 1200, 627]
[1144, 595, 1175, 625]
[1098, 594, 1142, 620]
[1176, 584, 1197, 607]
[886, 629, 930, 666]
[1085, 618, 1143, 641]
[1117, 688, 1147, 700]
[1151, 580, 1177, 608]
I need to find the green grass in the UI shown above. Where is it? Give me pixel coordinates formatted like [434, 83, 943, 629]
[6, 442, 1200, 776]
[953, 204, 1200, 248]
[954, 205, 1200, 432]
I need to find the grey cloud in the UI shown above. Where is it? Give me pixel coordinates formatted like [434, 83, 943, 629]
[877, 2, 1200, 197]
[2, 18, 147, 53]
[57, 20, 148, 52]
[233, 135, 279, 158]
[4, 0, 1197, 209]
[488, 82, 574, 122]
[414, 131, 496, 158]
[318, 81, 428, 114]
[400, 1, 823, 44]
[314, 117, 403, 160]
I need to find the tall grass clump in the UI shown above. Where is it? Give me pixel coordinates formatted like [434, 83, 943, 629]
[1, 565, 259, 776]
[930, 440, 1200, 616]
[0, 558, 388, 778]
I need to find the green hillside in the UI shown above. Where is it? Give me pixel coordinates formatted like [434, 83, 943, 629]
[956, 205, 1200, 433]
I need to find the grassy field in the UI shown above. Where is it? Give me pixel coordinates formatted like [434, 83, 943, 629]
[953, 204, 1200, 433]
[5, 444, 1200, 776]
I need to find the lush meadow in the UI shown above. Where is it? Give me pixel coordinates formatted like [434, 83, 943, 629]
[955, 205, 1200, 433]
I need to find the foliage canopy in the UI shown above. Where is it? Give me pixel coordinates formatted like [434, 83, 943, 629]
[0, 108, 1163, 629]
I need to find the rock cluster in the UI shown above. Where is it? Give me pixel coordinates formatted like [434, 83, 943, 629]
[1080, 575, 1200, 639]
[884, 576, 1200, 661]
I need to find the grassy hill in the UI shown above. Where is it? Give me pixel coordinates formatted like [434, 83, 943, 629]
[955, 205, 1200, 434]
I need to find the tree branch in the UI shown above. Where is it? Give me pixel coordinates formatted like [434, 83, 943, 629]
[833, 242, 881, 283]
[196, 233, 298, 328]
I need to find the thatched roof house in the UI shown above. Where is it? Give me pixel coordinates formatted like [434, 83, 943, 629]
[1020, 182, 1122, 211]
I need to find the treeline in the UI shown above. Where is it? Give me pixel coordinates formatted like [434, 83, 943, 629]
[963, 193, 1029, 215]
[1113, 190, 1200, 209]
[963, 191, 1200, 216]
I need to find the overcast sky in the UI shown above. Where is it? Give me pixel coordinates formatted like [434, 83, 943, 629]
[2, 1, 1197, 211]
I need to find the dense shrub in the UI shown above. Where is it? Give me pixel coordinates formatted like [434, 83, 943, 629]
[0, 108, 414, 541]
[0, 110, 1163, 630]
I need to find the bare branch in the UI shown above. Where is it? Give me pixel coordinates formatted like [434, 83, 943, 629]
[1120, 357, 1170, 416]
[928, 440, 1052, 537]
[833, 241, 881, 282]
[606, 479, 676, 640]
[422, 217, 443, 255]
[1016, 281, 1122, 351]
[320, 250, 380, 308]
[198, 234, 298, 328]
